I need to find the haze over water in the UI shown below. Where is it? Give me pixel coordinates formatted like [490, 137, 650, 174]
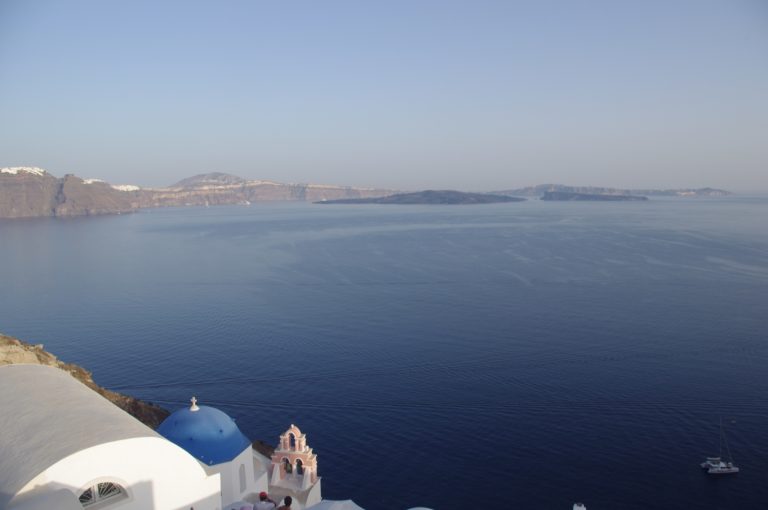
[1, 198, 767, 509]
[2, 1, 767, 191]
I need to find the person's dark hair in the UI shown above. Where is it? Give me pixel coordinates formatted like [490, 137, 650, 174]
[284, 496, 292, 505]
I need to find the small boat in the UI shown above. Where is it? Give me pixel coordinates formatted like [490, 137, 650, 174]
[702, 458, 739, 475]
[701, 418, 739, 475]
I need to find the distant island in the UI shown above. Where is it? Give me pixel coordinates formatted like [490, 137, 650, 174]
[496, 183, 730, 198]
[541, 191, 648, 201]
[316, 190, 526, 205]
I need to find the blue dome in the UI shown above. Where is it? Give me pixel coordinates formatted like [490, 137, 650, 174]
[158, 405, 251, 465]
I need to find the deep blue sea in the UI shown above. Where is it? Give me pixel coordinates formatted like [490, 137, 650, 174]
[1, 198, 767, 510]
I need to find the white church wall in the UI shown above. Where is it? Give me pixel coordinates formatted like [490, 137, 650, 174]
[14, 437, 221, 510]
[236, 447, 255, 497]
[250, 450, 270, 495]
[220, 448, 243, 506]
[208, 446, 266, 507]
[210, 462, 234, 507]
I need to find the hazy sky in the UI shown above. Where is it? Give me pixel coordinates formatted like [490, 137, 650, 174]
[1, 1, 766, 191]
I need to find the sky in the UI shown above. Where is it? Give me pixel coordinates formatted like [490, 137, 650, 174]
[1, 0, 766, 191]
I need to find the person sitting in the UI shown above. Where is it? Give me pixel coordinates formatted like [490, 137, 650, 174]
[277, 496, 292, 510]
[254, 492, 277, 510]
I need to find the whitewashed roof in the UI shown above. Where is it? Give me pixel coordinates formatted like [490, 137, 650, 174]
[8, 488, 82, 510]
[0, 364, 160, 507]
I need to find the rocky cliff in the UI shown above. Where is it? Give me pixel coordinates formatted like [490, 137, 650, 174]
[0, 168, 137, 218]
[136, 172, 395, 208]
[0, 167, 61, 217]
[54, 175, 138, 216]
[0, 168, 395, 218]
[0, 332, 170, 429]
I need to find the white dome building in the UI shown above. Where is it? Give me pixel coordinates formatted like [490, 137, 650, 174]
[158, 398, 270, 506]
[0, 364, 221, 510]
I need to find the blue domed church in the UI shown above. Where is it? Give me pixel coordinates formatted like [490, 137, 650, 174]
[158, 398, 252, 466]
[158, 397, 273, 507]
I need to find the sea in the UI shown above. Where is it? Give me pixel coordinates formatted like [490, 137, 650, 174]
[1, 197, 767, 510]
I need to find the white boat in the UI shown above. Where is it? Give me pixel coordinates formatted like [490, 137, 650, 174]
[704, 459, 739, 475]
[701, 418, 739, 475]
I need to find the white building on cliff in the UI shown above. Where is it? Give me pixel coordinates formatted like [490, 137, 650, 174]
[0, 364, 326, 510]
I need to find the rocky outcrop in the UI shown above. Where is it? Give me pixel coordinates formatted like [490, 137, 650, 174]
[53, 175, 137, 216]
[0, 333, 170, 429]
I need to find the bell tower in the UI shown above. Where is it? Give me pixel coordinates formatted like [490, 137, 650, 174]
[270, 424, 319, 491]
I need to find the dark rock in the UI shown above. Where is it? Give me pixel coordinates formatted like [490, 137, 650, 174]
[252, 439, 276, 457]
[0, 333, 170, 429]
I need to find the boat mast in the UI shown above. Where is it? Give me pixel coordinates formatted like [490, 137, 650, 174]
[722, 417, 735, 462]
[719, 416, 724, 458]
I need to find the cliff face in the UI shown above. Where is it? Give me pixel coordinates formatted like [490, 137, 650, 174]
[136, 182, 393, 208]
[0, 169, 395, 218]
[0, 169, 60, 218]
[0, 169, 137, 219]
[53, 175, 137, 217]
[136, 173, 395, 208]
[0, 333, 170, 429]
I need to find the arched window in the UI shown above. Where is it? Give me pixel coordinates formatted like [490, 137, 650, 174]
[78, 482, 128, 508]
[295, 458, 304, 475]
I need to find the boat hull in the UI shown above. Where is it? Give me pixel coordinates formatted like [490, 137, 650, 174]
[707, 468, 739, 475]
